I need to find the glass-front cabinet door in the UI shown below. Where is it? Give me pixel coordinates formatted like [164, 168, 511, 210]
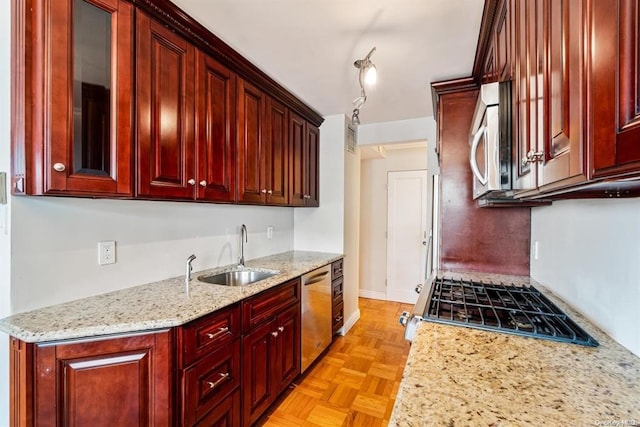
[22, 0, 133, 195]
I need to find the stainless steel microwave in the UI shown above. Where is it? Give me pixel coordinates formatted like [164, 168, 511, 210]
[469, 81, 512, 200]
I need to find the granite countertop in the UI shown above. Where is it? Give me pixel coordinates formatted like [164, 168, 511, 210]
[390, 272, 640, 426]
[0, 251, 343, 343]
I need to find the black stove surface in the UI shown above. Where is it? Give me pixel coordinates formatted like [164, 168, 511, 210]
[423, 277, 598, 347]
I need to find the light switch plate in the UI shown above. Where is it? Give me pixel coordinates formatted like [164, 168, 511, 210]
[0, 172, 6, 204]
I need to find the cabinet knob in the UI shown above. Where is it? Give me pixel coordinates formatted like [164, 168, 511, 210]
[187, 179, 196, 186]
[199, 180, 207, 187]
[303, 194, 311, 199]
[277, 326, 284, 332]
[522, 150, 544, 166]
[261, 189, 267, 194]
[53, 163, 66, 172]
[271, 331, 279, 337]
[206, 372, 229, 390]
[267, 190, 273, 195]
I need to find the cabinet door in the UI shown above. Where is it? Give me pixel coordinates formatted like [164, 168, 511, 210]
[304, 123, 320, 206]
[288, 111, 306, 206]
[33, 331, 172, 426]
[264, 97, 289, 205]
[196, 51, 236, 202]
[136, 12, 195, 199]
[241, 319, 277, 427]
[274, 303, 300, 395]
[237, 78, 266, 204]
[15, 0, 133, 196]
[591, 0, 640, 178]
[537, 0, 586, 189]
[496, 0, 512, 81]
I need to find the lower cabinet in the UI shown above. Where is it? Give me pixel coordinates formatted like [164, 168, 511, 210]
[10, 330, 173, 426]
[241, 278, 301, 426]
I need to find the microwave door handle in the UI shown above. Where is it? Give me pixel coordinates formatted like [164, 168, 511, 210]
[470, 126, 488, 185]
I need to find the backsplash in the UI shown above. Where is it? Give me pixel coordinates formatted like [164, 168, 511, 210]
[11, 197, 294, 313]
[531, 198, 640, 357]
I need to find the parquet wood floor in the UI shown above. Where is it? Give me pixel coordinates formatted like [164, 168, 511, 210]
[261, 298, 413, 427]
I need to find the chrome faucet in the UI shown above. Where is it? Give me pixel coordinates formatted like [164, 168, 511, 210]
[185, 254, 196, 293]
[239, 224, 247, 267]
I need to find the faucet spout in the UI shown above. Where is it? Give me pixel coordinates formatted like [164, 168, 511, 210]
[239, 224, 248, 267]
[185, 254, 196, 294]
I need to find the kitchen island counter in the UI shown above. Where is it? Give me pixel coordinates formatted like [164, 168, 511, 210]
[0, 251, 342, 343]
[390, 278, 640, 426]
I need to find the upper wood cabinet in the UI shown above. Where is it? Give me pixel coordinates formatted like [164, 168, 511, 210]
[589, 0, 640, 179]
[137, 13, 237, 202]
[289, 112, 320, 207]
[237, 79, 290, 206]
[10, 330, 173, 426]
[136, 12, 196, 200]
[12, 0, 323, 206]
[195, 52, 237, 202]
[509, 0, 587, 196]
[12, 0, 134, 196]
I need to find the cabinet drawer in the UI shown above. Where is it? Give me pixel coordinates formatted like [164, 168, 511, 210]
[242, 279, 300, 331]
[182, 339, 240, 426]
[331, 259, 344, 280]
[332, 300, 344, 334]
[332, 276, 344, 303]
[179, 304, 240, 366]
[193, 389, 239, 427]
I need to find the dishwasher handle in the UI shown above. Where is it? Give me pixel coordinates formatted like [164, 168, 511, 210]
[303, 270, 330, 286]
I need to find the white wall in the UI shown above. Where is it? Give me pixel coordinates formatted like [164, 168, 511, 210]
[343, 142, 361, 332]
[12, 197, 293, 312]
[359, 147, 428, 299]
[1, 0, 11, 422]
[531, 199, 640, 357]
[357, 117, 434, 146]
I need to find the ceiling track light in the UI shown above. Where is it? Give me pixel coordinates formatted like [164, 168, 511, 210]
[351, 47, 377, 126]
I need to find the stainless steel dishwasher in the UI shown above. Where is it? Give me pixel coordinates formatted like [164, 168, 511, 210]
[301, 265, 332, 373]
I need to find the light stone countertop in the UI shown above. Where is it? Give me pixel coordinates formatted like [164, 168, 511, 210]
[0, 251, 343, 343]
[390, 272, 640, 426]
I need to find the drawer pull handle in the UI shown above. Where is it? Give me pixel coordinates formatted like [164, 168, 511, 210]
[335, 316, 343, 322]
[277, 326, 284, 332]
[271, 331, 279, 337]
[206, 372, 230, 390]
[206, 326, 229, 340]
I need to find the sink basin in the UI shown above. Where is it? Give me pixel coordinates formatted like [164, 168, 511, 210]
[198, 269, 278, 286]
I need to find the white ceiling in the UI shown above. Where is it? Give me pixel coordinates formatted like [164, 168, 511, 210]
[171, 0, 484, 125]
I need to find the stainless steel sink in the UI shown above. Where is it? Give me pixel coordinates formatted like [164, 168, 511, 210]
[197, 269, 278, 286]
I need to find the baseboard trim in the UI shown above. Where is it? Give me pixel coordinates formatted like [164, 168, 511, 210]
[358, 289, 386, 300]
[339, 308, 361, 336]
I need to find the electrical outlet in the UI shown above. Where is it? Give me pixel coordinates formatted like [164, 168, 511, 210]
[267, 226, 274, 239]
[98, 241, 116, 265]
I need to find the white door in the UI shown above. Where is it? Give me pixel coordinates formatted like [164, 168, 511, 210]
[386, 170, 428, 304]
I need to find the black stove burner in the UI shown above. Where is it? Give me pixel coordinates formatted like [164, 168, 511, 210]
[423, 277, 598, 347]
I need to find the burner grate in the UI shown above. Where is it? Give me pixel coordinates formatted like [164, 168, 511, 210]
[423, 277, 598, 347]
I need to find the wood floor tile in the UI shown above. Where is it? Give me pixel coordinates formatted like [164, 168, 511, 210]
[261, 298, 413, 427]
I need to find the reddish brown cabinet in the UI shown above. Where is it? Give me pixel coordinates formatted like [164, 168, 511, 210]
[289, 112, 320, 207]
[237, 78, 290, 206]
[589, 0, 640, 179]
[195, 52, 237, 202]
[12, 0, 134, 196]
[241, 279, 301, 426]
[10, 330, 173, 427]
[136, 11, 196, 200]
[331, 258, 345, 335]
[176, 304, 241, 426]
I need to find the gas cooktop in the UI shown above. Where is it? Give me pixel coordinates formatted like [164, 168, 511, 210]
[421, 277, 598, 347]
